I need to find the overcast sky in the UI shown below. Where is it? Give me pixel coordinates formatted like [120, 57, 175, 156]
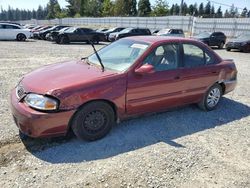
[0, 0, 249, 11]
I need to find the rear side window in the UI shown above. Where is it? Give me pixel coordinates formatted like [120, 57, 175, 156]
[4, 25, 20, 29]
[183, 44, 214, 68]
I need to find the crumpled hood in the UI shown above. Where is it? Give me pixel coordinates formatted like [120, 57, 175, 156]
[21, 60, 117, 95]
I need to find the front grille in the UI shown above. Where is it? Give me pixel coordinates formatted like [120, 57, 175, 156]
[16, 85, 26, 99]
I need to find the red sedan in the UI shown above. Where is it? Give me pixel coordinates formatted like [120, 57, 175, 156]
[11, 36, 237, 141]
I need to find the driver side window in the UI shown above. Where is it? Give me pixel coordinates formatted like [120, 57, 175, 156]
[143, 44, 179, 72]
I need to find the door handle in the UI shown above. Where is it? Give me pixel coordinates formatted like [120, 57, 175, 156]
[174, 76, 181, 80]
[211, 71, 218, 74]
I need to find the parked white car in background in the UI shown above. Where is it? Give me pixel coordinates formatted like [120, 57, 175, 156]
[0, 23, 32, 41]
[156, 28, 185, 38]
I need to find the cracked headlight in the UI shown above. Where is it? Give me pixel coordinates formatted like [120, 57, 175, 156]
[24, 93, 59, 111]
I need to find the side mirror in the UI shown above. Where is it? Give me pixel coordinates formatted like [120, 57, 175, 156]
[135, 64, 155, 75]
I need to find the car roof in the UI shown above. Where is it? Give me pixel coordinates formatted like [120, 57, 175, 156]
[0, 23, 21, 27]
[126, 36, 196, 44]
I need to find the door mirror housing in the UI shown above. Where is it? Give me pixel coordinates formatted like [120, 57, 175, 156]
[135, 64, 155, 75]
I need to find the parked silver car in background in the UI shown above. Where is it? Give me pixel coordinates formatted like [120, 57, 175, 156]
[0, 23, 32, 41]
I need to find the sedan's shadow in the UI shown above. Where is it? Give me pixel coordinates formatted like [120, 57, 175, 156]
[22, 98, 250, 163]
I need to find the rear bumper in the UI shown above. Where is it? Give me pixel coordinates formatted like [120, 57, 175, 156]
[224, 80, 237, 94]
[10, 89, 75, 138]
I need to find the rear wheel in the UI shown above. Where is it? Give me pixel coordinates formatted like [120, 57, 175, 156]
[91, 36, 99, 44]
[198, 84, 222, 111]
[71, 101, 115, 141]
[16, 33, 26, 41]
[59, 35, 69, 44]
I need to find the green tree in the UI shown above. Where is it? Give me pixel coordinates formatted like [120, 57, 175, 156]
[188, 4, 194, 15]
[241, 7, 248, 17]
[198, 3, 204, 16]
[85, 0, 102, 17]
[224, 9, 230, 18]
[151, 0, 169, 16]
[211, 5, 215, 17]
[47, 0, 61, 19]
[204, 1, 211, 17]
[182, 2, 188, 15]
[102, 0, 114, 16]
[79, 0, 87, 16]
[114, 0, 127, 16]
[138, 0, 151, 16]
[36, 5, 44, 19]
[66, 0, 80, 17]
[215, 6, 223, 18]
[193, 3, 198, 16]
[128, 0, 137, 16]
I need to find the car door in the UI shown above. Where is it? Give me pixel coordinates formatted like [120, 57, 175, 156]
[179, 42, 220, 104]
[82, 28, 93, 41]
[4, 24, 21, 40]
[210, 32, 222, 46]
[126, 43, 186, 115]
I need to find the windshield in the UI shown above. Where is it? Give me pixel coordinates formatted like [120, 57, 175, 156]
[59, 27, 69, 32]
[120, 28, 132, 33]
[66, 27, 76, 32]
[88, 39, 150, 72]
[157, 29, 170, 35]
[196, 32, 211, 38]
[106, 28, 116, 32]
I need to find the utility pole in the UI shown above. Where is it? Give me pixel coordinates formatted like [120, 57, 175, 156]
[179, 0, 184, 15]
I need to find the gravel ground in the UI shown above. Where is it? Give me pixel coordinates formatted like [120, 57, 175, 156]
[0, 40, 249, 188]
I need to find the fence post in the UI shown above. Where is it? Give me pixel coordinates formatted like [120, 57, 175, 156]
[233, 18, 237, 37]
[191, 17, 196, 36]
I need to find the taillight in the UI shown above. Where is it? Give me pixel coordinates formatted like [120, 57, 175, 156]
[230, 70, 237, 81]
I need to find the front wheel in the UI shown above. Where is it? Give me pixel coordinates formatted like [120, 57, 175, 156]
[242, 45, 250, 53]
[226, 47, 231, 51]
[218, 42, 224, 49]
[198, 84, 222, 111]
[71, 101, 115, 141]
[16, 33, 26, 41]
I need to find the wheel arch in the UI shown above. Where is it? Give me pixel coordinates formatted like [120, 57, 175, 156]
[217, 81, 226, 95]
[16, 33, 27, 39]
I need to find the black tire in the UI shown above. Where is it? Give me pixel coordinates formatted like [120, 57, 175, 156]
[71, 101, 115, 141]
[198, 83, 222, 111]
[91, 36, 99, 44]
[218, 42, 224, 49]
[19, 130, 31, 141]
[226, 47, 231, 51]
[242, 45, 250, 53]
[16, 33, 26, 41]
[59, 35, 69, 44]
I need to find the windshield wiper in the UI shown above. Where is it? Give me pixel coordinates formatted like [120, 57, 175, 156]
[81, 29, 105, 72]
[90, 42, 105, 72]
